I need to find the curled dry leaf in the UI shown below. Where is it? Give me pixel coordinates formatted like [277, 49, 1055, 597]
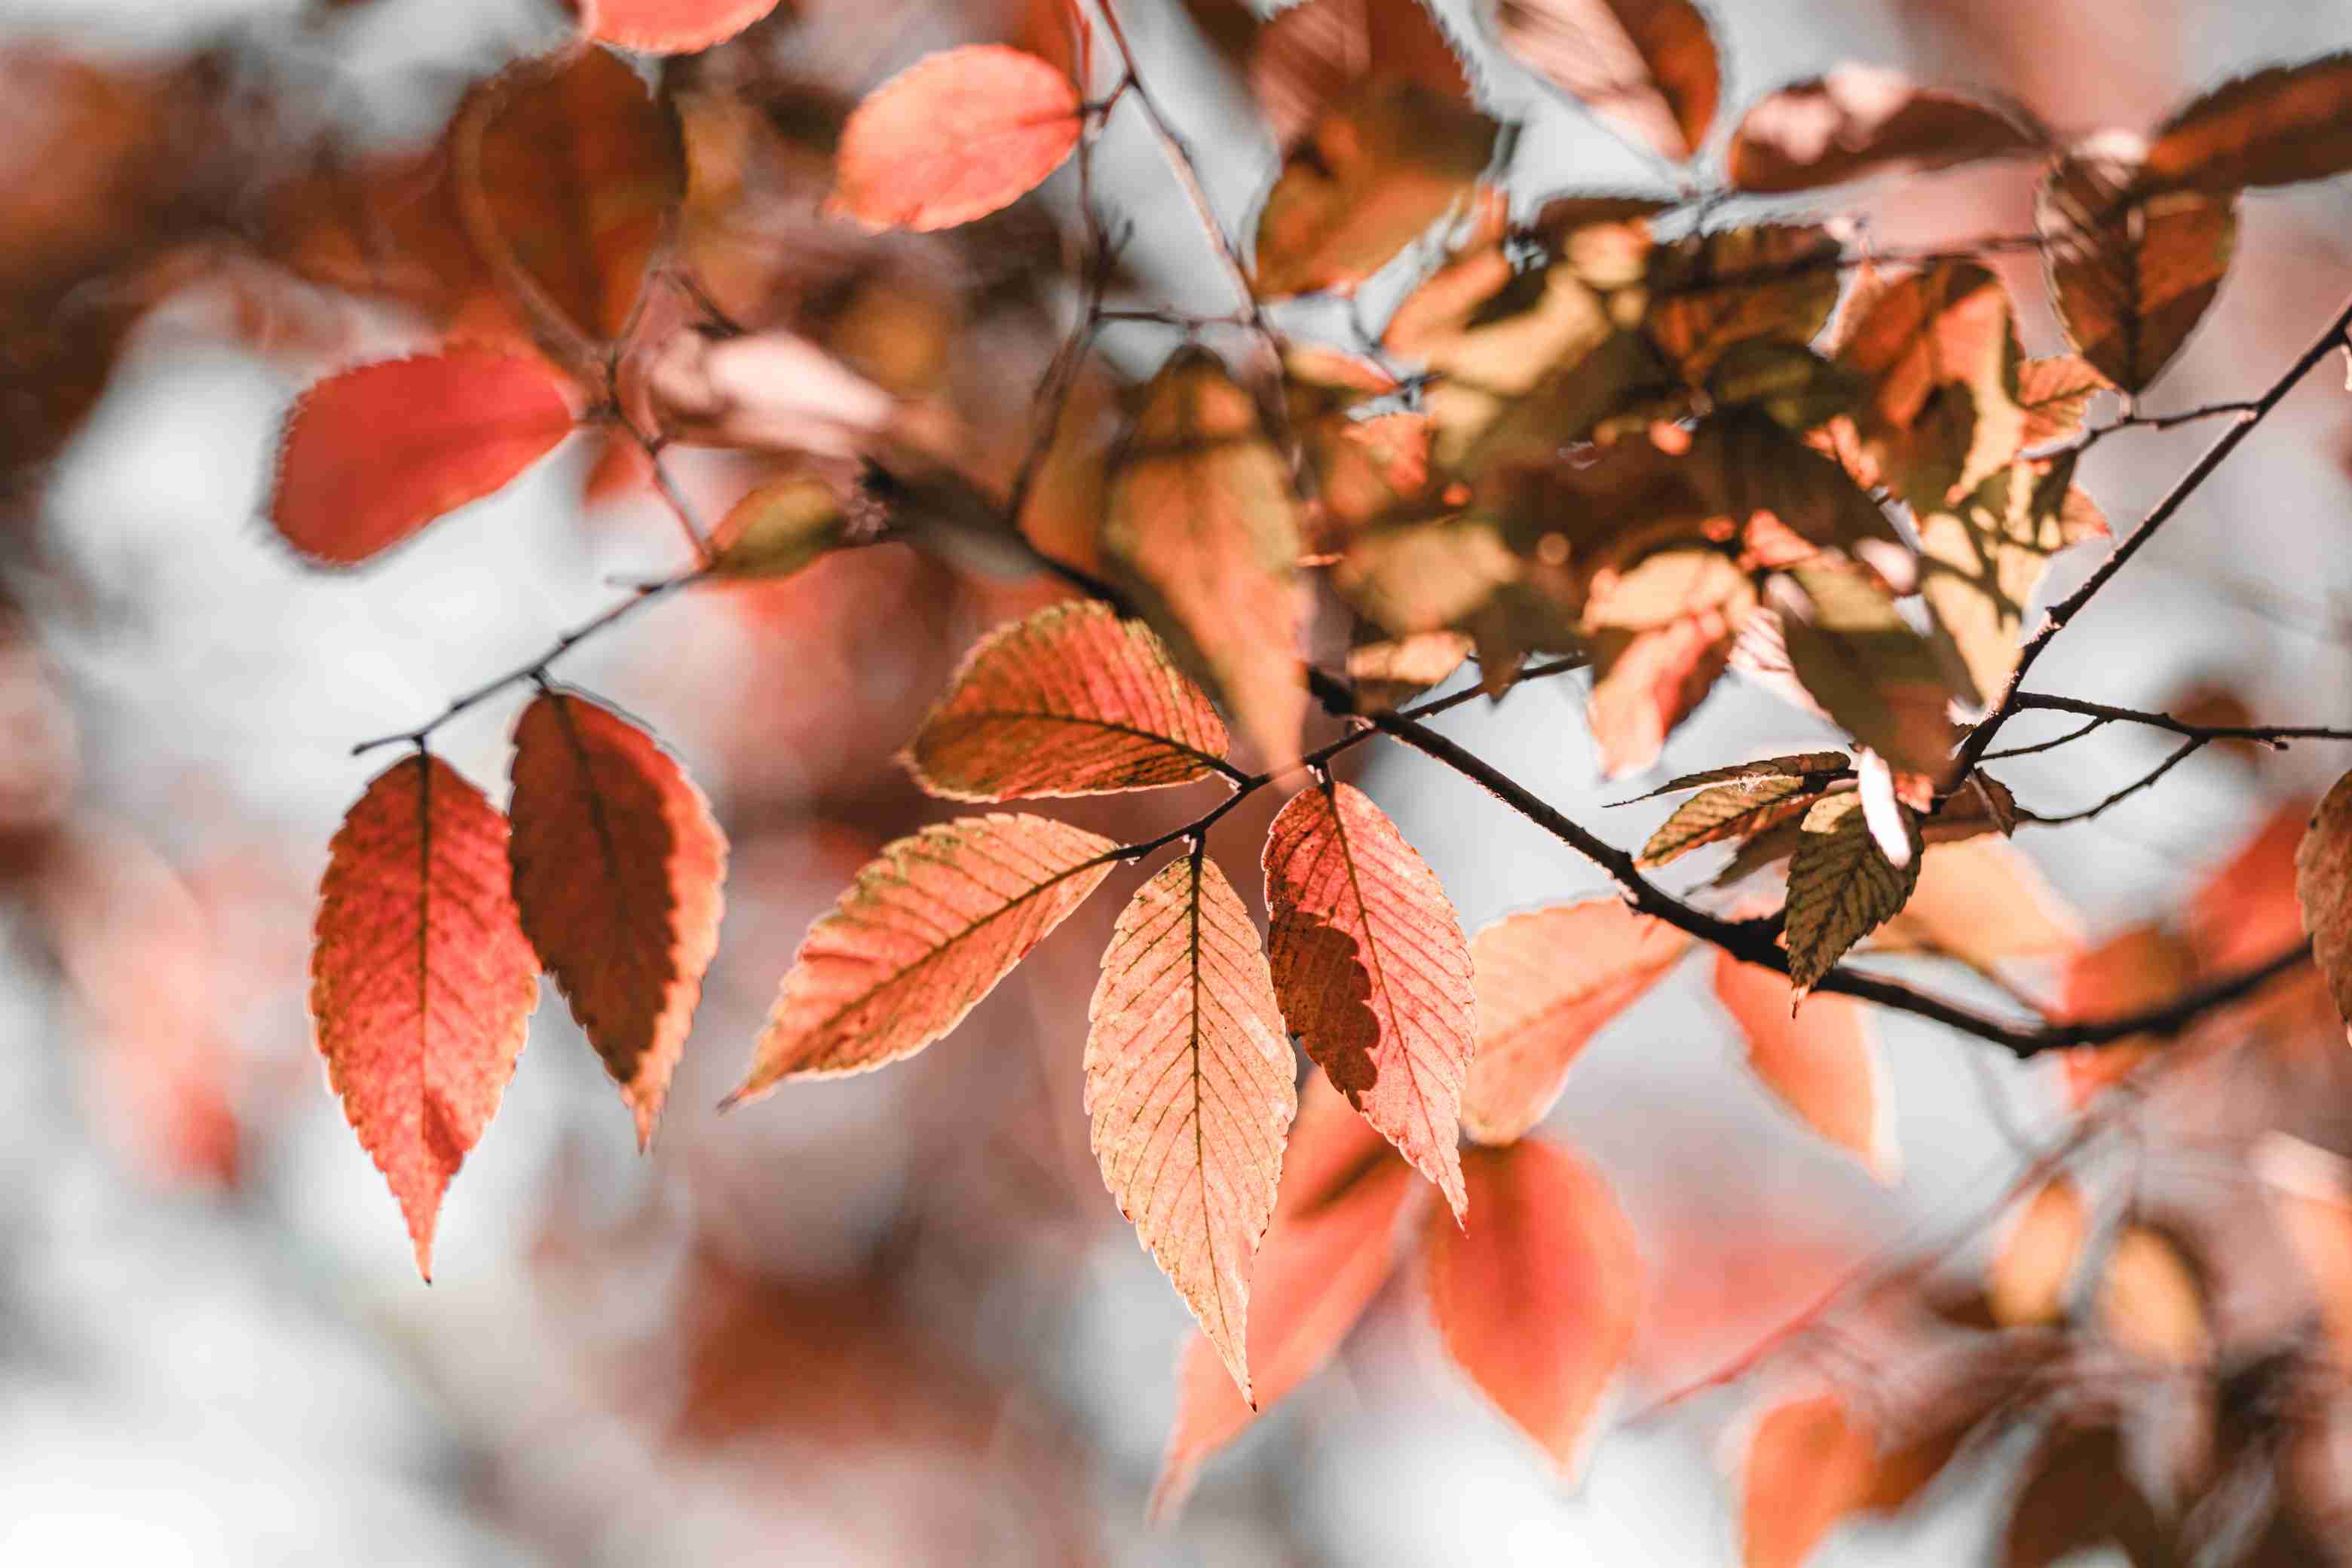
[1727, 66, 2044, 193]
[1639, 774, 1823, 868]
[1264, 779, 1478, 1218]
[906, 601, 1232, 801]
[829, 46, 1081, 232]
[2036, 132, 2237, 394]
[1463, 902, 1689, 1144]
[507, 690, 727, 1149]
[1713, 951, 1897, 1182]
[1086, 852, 1299, 1401]
[1854, 749, 1913, 870]
[577, 0, 782, 54]
[2145, 51, 2352, 194]
[1150, 1080, 1413, 1519]
[1624, 752, 1851, 804]
[1783, 792, 1922, 997]
[1487, 0, 1718, 161]
[727, 814, 1115, 1101]
[1423, 1141, 1642, 1476]
[2295, 768, 2352, 1040]
[1988, 1177, 2087, 1328]
[270, 350, 576, 567]
[1106, 348, 1308, 770]
[311, 755, 541, 1278]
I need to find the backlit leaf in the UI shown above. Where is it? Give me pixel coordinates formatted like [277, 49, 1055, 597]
[311, 755, 541, 1278]
[1348, 629, 1475, 711]
[2145, 51, 2352, 194]
[577, 0, 782, 53]
[1487, 0, 1718, 161]
[1464, 902, 1689, 1143]
[1645, 225, 1842, 384]
[1873, 837, 2081, 976]
[1728, 67, 2044, 193]
[1638, 776, 1821, 868]
[1624, 752, 1851, 802]
[828, 46, 1080, 232]
[2016, 355, 2109, 445]
[1107, 348, 1309, 769]
[706, 474, 845, 579]
[1423, 1141, 1642, 1474]
[1089, 852, 1298, 1401]
[905, 601, 1231, 801]
[1248, 0, 1476, 151]
[2096, 1224, 2207, 1365]
[507, 690, 726, 1148]
[727, 814, 1116, 1099]
[1769, 562, 1970, 776]
[1784, 792, 1921, 996]
[2036, 133, 2237, 394]
[2297, 769, 2352, 1040]
[270, 351, 576, 567]
[1586, 608, 1743, 777]
[1836, 262, 2026, 510]
[1915, 455, 2110, 703]
[1987, 1177, 2086, 1328]
[1264, 779, 1478, 1217]
[1713, 951, 1896, 1181]
[1736, 1391, 1879, 1568]
[1150, 1080, 1413, 1518]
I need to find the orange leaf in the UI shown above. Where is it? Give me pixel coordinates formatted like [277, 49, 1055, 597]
[1488, 0, 1717, 161]
[1713, 951, 1897, 1181]
[1106, 348, 1308, 770]
[1463, 902, 1689, 1144]
[1873, 836, 2080, 976]
[270, 350, 576, 566]
[905, 601, 1233, 801]
[2096, 1225, 2207, 1365]
[829, 46, 1080, 232]
[727, 814, 1115, 1100]
[1247, 0, 1475, 150]
[577, 0, 781, 53]
[311, 755, 541, 1278]
[1088, 851, 1298, 1400]
[1735, 1391, 1879, 1568]
[507, 690, 727, 1149]
[1264, 779, 1478, 1217]
[1422, 1141, 1642, 1475]
[2145, 51, 2352, 194]
[1149, 1081, 1411, 1517]
[1586, 605, 1743, 778]
[1987, 1176, 2087, 1328]
[1728, 66, 2045, 193]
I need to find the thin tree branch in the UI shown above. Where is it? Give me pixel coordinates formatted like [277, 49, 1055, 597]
[2023, 737, 2206, 825]
[2011, 692, 2352, 749]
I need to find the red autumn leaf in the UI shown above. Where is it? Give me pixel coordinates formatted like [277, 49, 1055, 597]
[507, 689, 727, 1149]
[1149, 1079, 1413, 1518]
[270, 349, 576, 567]
[1727, 66, 2044, 193]
[727, 813, 1116, 1101]
[576, 0, 782, 54]
[311, 755, 541, 1278]
[1462, 902, 1689, 1144]
[1713, 951, 1898, 1182]
[1488, 0, 1719, 162]
[828, 46, 1081, 232]
[2050, 923, 2186, 1109]
[1422, 1140, 1642, 1475]
[904, 600, 1233, 801]
[1264, 779, 1479, 1218]
[1087, 851, 1298, 1400]
[1735, 1390, 1881, 1568]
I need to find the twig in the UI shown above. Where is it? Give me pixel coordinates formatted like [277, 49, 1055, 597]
[2023, 737, 2206, 825]
[2011, 691, 2352, 749]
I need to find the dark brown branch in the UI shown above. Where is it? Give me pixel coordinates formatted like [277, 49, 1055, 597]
[2023, 736, 2205, 825]
[2011, 691, 2352, 749]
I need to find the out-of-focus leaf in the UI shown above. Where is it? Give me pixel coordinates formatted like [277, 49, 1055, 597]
[1644, 225, 1842, 384]
[1463, 902, 1688, 1143]
[1836, 261, 2026, 509]
[1987, 1177, 2087, 1328]
[312, 755, 541, 1278]
[1286, 346, 1433, 541]
[905, 601, 1231, 801]
[708, 473, 846, 577]
[1107, 348, 1309, 768]
[1586, 603, 1744, 777]
[2298, 770, 2352, 1040]
[828, 46, 1081, 231]
[1486, 0, 1718, 161]
[1252, 81, 1500, 299]
[1423, 1141, 1642, 1474]
[1150, 1081, 1413, 1519]
[2145, 52, 2352, 194]
[1337, 517, 1524, 635]
[270, 350, 576, 567]
[2037, 133, 2237, 394]
[1248, 0, 1475, 149]
[1264, 780, 1478, 1218]
[2254, 1133, 2352, 1367]
[1727, 66, 2045, 193]
[508, 690, 726, 1149]
[1735, 1390, 1881, 1568]
[1784, 792, 1921, 995]
[1915, 455, 2111, 703]
[1088, 853, 1298, 1401]
[1769, 562, 1970, 776]
[1705, 343, 1867, 433]
[645, 329, 898, 457]
[2097, 1225, 2207, 1365]
[2052, 923, 2187, 1108]
[1714, 952, 1896, 1180]
[1385, 222, 1618, 397]
[1639, 776, 1821, 867]
[2016, 354, 2110, 445]
[576, 0, 781, 53]
[1348, 629, 1475, 710]
[727, 814, 1115, 1098]
[2004, 1426, 2173, 1568]
[1873, 837, 2081, 975]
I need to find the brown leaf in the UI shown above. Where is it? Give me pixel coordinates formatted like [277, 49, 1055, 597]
[1626, 752, 1852, 802]
[2016, 354, 2111, 446]
[2004, 1425, 2172, 1568]
[1768, 562, 1970, 777]
[2297, 770, 2352, 1040]
[905, 601, 1232, 801]
[270, 351, 577, 567]
[1714, 952, 1896, 1181]
[1988, 1177, 2087, 1328]
[1264, 779, 1478, 1218]
[2037, 133, 2237, 394]
[1728, 66, 2045, 193]
[1836, 262, 2026, 510]
[2146, 51, 2352, 194]
[1784, 791, 1922, 995]
[727, 814, 1116, 1099]
[507, 691, 726, 1148]
[1645, 225, 1842, 384]
[1487, 0, 1718, 161]
[312, 755, 541, 1278]
[828, 46, 1080, 231]
[1248, 0, 1475, 150]
[1088, 852, 1299, 1401]
[1107, 349, 1309, 769]
[1423, 1141, 1642, 1474]
[1463, 902, 1689, 1143]
[1915, 455, 2112, 703]
[1638, 775, 1821, 868]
